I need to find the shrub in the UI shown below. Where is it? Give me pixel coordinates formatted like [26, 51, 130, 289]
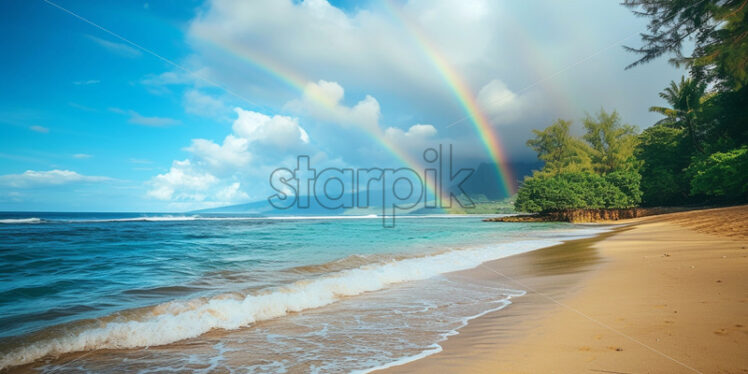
[515, 172, 637, 213]
[688, 146, 748, 200]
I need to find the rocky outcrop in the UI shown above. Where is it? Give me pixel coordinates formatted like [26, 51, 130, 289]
[484, 207, 690, 223]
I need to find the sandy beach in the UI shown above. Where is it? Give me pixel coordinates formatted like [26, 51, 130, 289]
[384, 205, 748, 373]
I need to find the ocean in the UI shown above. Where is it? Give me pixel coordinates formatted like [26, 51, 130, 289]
[0, 212, 607, 372]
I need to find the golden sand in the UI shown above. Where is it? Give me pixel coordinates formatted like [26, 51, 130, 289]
[384, 205, 748, 373]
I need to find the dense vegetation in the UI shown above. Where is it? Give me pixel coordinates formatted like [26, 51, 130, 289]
[516, 110, 642, 212]
[446, 195, 517, 214]
[516, 0, 747, 213]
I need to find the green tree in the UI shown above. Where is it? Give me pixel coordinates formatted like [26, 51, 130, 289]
[515, 172, 636, 213]
[699, 85, 748, 149]
[605, 170, 643, 206]
[623, 0, 748, 89]
[526, 119, 593, 176]
[618, 1, 748, 206]
[635, 126, 692, 205]
[517, 110, 643, 213]
[688, 146, 748, 200]
[582, 109, 639, 174]
[649, 76, 707, 152]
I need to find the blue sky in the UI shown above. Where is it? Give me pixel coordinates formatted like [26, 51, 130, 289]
[0, 0, 685, 212]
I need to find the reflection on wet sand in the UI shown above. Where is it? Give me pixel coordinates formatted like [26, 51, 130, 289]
[388, 226, 630, 373]
[7, 227, 616, 374]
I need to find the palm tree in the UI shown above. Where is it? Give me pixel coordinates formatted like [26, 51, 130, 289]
[649, 76, 707, 153]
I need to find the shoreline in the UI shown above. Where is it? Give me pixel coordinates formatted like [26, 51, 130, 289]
[383, 205, 748, 373]
[3, 207, 744, 372]
[483, 206, 695, 223]
[0, 218, 606, 373]
[374, 221, 622, 373]
[338, 223, 628, 374]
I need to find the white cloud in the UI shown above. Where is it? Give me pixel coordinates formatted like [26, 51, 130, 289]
[232, 108, 310, 148]
[141, 68, 219, 96]
[216, 182, 249, 201]
[184, 89, 230, 118]
[285, 80, 381, 131]
[73, 153, 93, 159]
[146, 75, 471, 207]
[182, 0, 684, 157]
[0, 170, 109, 188]
[386, 124, 438, 139]
[310, 79, 345, 103]
[142, 71, 189, 86]
[180, 0, 549, 164]
[476, 80, 527, 125]
[29, 125, 49, 133]
[288, 80, 444, 156]
[188, 1, 427, 92]
[147, 107, 312, 205]
[87, 35, 142, 58]
[147, 159, 250, 209]
[147, 159, 218, 201]
[384, 123, 439, 151]
[185, 0, 508, 120]
[186, 135, 251, 170]
[140, 70, 205, 96]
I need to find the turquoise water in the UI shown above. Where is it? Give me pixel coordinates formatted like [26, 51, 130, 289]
[0, 213, 604, 372]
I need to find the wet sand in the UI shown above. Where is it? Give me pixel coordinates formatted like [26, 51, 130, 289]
[385, 205, 748, 373]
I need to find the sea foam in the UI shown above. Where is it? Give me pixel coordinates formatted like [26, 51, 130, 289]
[0, 218, 42, 224]
[0, 238, 561, 370]
[0, 214, 513, 225]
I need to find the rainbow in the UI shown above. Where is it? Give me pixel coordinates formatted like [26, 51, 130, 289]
[383, 0, 516, 195]
[192, 33, 455, 208]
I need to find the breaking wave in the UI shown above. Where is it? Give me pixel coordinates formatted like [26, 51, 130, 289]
[0, 239, 558, 370]
[0, 218, 43, 224]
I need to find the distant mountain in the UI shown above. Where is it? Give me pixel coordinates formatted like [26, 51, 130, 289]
[192, 191, 437, 215]
[459, 161, 541, 200]
[192, 198, 347, 215]
[194, 161, 540, 214]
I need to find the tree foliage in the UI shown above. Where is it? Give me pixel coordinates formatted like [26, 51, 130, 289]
[514, 2, 747, 212]
[688, 146, 748, 199]
[582, 110, 639, 173]
[515, 172, 640, 213]
[699, 85, 748, 149]
[648, 76, 707, 152]
[605, 170, 644, 206]
[623, 0, 748, 89]
[624, 1, 748, 206]
[515, 110, 642, 213]
[637, 78, 748, 204]
[526, 119, 593, 176]
[635, 126, 693, 205]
